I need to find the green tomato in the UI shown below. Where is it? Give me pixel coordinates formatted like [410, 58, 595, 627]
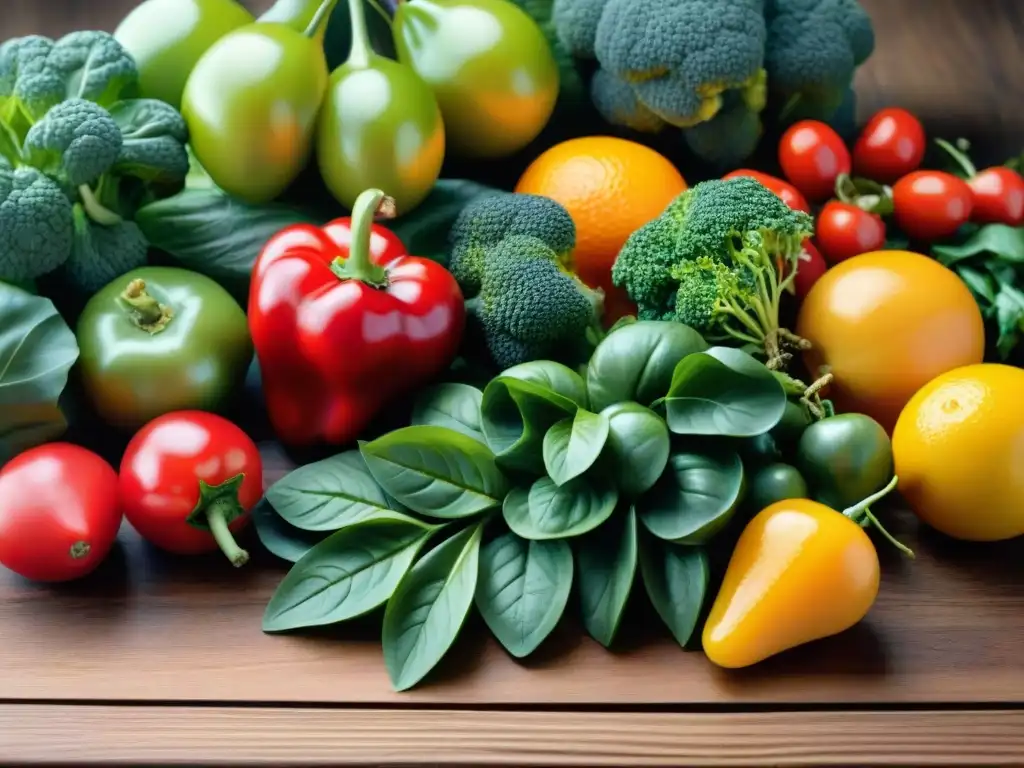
[746, 462, 809, 512]
[770, 398, 814, 452]
[181, 21, 329, 204]
[114, 0, 254, 110]
[392, 0, 559, 159]
[76, 266, 253, 430]
[737, 431, 781, 467]
[795, 413, 893, 510]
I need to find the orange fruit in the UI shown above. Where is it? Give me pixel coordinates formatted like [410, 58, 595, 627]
[795, 249, 985, 433]
[514, 136, 687, 324]
[892, 363, 1024, 542]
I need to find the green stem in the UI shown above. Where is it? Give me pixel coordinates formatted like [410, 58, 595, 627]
[365, 0, 394, 27]
[0, 117, 21, 163]
[78, 184, 122, 226]
[345, 0, 375, 67]
[119, 278, 174, 332]
[842, 475, 915, 558]
[935, 137, 977, 178]
[206, 498, 250, 568]
[330, 188, 394, 288]
[303, 0, 337, 37]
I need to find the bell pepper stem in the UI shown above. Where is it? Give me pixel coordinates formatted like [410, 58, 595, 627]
[345, 0, 374, 67]
[842, 475, 915, 558]
[302, 0, 337, 37]
[119, 278, 175, 333]
[935, 137, 977, 178]
[206, 499, 250, 568]
[330, 188, 394, 289]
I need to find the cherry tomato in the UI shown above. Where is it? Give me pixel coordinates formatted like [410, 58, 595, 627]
[814, 201, 887, 264]
[852, 108, 926, 184]
[119, 411, 263, 567]
[0, 443, 121, 582]
[892, 170, 974, 242]
[793, 240, 828, 299]
[778, 120, 852, 202]
[722, 169, 811, 213]
[967, 166, 1024, 226]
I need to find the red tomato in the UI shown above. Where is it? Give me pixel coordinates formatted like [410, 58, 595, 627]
[722, 169, 811, 213]
[892, 170, 974, 242]
[119, 411, 263, 567]
[792, 240, 828, 299]
[0, 443, 121, 582]
[967, 166, 1024, 226]
[778, 120, 852, 202]
[814, 201, 887, 264]
[852, 108, 926, 183]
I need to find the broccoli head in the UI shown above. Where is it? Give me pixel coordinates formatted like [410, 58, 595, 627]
[107, 99, 190, 185]
[681, 87, 764, 168]
[22, 98, 123, 188]
[552, 0, 610, 59]
[0, 158, 75, 282]
[59, 203, 149, 294]
[589, 67, 667, 133]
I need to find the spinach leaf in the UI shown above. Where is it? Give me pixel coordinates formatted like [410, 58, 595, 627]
[638, 447, 744, 545]
[382, 522, 483, 691]
[932, 223, 1024, 266]
[501, 360, 588, 406]
[265, 451, 395, 531]
[576, 507, 638, 647]
[475, 531, 572, 658]
[586, 320, 708, 412]
[360, 425, 509, 519]
[600, 402, 671, 497]
[480, 376, 578, 474]
[263, 513, 434, 632]
[993, 281, 1024, 359]
[410, 383, 485, 443]
[542, 408, 609, 485]
[0, 284, 79, 464]
[503, 475, 617, 540]
[251, 497, 327, 563]
[663, 346, 786, 437]
[639, 533, 710, 648]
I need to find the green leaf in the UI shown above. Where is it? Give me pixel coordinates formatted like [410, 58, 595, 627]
[993, 281, 1024, 359]
[251, 497, 327, 563]
[586, 320, 708, 412]
[956, 264, 998, 305]
[410, 383, 485, 444]
[663, 346, 786, 437]
[360, 425, 509, 519]
[639, 534, 710, 648]
[501, 360, 589, 406]
[576, 507, 638, 647]
[600, 402, 671, 497]
[932, 223, 1024, 266]
[475, 531, 572, 658]
[542, 408, 609, 486]
[638, 448, 745, 545]
[0, 284, 79, 464]
[265, 451, 396, 531]
[382, 522, 483, 691]
[263, 513, 434, 632]
[503, 475, 618, 540]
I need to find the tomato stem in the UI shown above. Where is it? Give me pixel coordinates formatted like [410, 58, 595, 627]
[303, 0, 337, 37]
[330, 188, 394, 289]
[935, 138, 977, 178]
[344, 0, 375, 67]
[119, 278, 175, 333]
[206, 498, 250, 568]
[68, 541, 91, 559]
[842, 475, 915, 558]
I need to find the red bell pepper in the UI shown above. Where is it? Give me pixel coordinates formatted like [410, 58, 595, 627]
[248, 188, 465, 446]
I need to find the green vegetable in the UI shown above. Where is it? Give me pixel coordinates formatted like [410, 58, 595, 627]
[21, 99, 122, 189]
[251, 498, 327, 563]
[62, 204, 149, 294]
[575, 506, 637, 647]
[769, 397, 813, 451]
[410, 383, 486, 443]
[0, 160, 75, 282]
[639, 532, 709, 648]
[611, 176, 814, 369]
[795, 412, 893, 510]
[680, 87, 765, 169]
[746, 462, 808, 512]
[588, 67, 667, 133]
[259, 0, 339, 42]
[75, 265, 253, 430]
[503, 474, 618, 540]
[0, 283, 79, 464]
[107, 98, 191, 184]
[600, 402, 670, 497]
[542, 408, 609, 485]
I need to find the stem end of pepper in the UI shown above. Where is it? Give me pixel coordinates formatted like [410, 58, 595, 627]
[119, 278, 175, 333]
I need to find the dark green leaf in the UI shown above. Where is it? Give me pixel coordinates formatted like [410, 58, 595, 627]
[382, 522, 483, 691]
[638, 448, 744, 545]
[263, 513, 434, 632]
[410, 383, 485, 443]
[389, 180, 506, 262]
[956, 264, 998, 305]
[360, 426, 509, 519]
[639, 534, 710, 648]
[993, 282, 1024, 359]
[0, 284, 78, 463]
[503, 475, 617, 540]
[586, 320, 708, 412]
[576, 507, 638, 647]
[600, 402, 671, 497]
[475, 531, 572, 658]
[663, 347, 786, 437]
[932, 223, 1024, 266]
[251, 497, 327, 563]
[501, 360, 588, 406]
[542, 408, 609, 485]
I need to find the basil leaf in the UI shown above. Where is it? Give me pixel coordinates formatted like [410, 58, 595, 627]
[600, 402, 671, 497]
[383, 521, 483, 691]
[263, 513, 434, 632]
[501, 360, 588, 406]
[932, 223, 1024, 266]
[410, 382, 485, 443]
[586, 320, 708, 412]
[639, 533, 710, 648]
[575, 507, 638, 647]
[265, 451, 395, 531]
[480, 376, 578, 474]
[503, 475, 617, 540]
[360, 425, 509, 519]
[638, 448, 744, 545]
[252, 497, 327, 563]
[542, 408, 609, 486]
[956, 264, 997, 305]
[475, 531, 572, 658]
[0, 284, 79, 464]
[993, 282, 1024, 359]
[663, 346, 786, 437]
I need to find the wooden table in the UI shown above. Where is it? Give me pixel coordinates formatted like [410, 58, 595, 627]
[3, 0, 1024, 765]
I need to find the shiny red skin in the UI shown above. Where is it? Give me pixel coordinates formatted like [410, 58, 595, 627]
[0, 443, 121, 582]
[967, 166, 1024, 225]
[119, 411, 262, 555]
[793, 240, 828, 300]
[723, 169, 811, 213]
[248, 220, 465, 446]
[892, 170, 974, 242]
[815, 201, 888, 264]
[778, 121, 852, 202]
[852, 108, 927, 183]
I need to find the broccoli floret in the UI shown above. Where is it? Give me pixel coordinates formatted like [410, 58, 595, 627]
[468, 235, 604, 369]
[681, 90, 764, 168]
[611, 176, 813, 367]
[58, 203, 148, 294]
[22, 98, 123, 188]
[764, 0, 875, 122]
[0, 158, 74, 282]
[448, 192, 576, 296]
[590, 68, 667, 133]
[107, 98, 190, 185]
[552, 0, 610, 58]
